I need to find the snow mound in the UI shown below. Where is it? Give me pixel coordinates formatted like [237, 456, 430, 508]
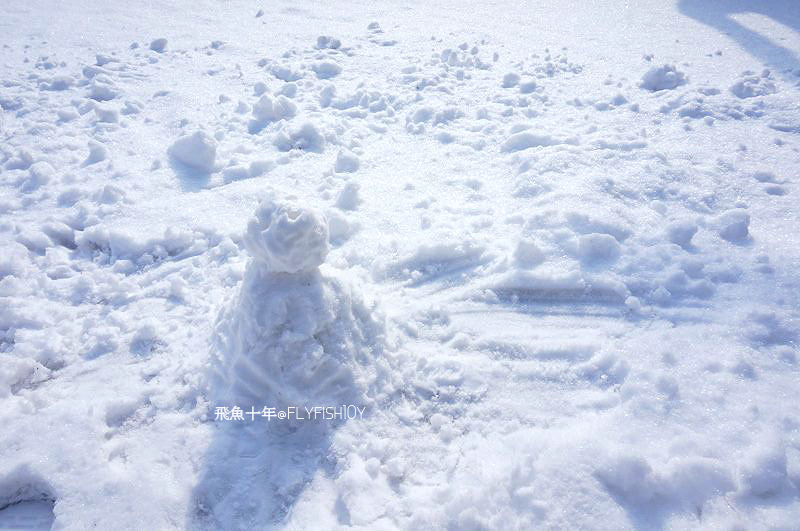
[212, 197, 387, 410]
[168, 131, 216, 173]
[640, 64, 687, 91]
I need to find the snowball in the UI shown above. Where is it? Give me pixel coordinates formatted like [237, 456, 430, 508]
[513, 240, 544, 268]
[502, 72, 520, 88]
[278, 82, 297, 98]
[411, 106, 434, 123]
[335, 150, 360, 173]
[89, 79, 117, 101]
[252, 95, 296, 123]
[640, 64, 687, 91]
[327, 209, 351, 241]
[168, 131, 217, 173]
[244, 198, 329, 274]
[666, 220, 697, 249]
[335, 181, 361, 211]
[94, 105, 118, 123]
[270, 64, 302, 82]
[316, 36, 341, 50]
[577, 233, 621, 263]
[149, 38, 168, 52]
[85, 140, 108, 165]
[715, 209, 750, 242]
[273, 122, 325, 153]
[312, 61, 341, 79]
[624, 296, 642, 312]
[253, 81, 268, 96]
[519, 79, 537, 93]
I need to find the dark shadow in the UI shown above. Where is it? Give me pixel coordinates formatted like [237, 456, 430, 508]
[188, 417, 338, 529]
[678, 1, 800, 78]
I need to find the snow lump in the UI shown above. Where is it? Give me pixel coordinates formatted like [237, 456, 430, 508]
[168, 131, 217, 173]
[640, 64, 687, 91]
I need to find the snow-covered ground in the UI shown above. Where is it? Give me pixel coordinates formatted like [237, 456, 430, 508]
[1, 0, 799, 528]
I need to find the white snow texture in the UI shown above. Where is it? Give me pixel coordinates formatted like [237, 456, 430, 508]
[1, 0, 799, 529]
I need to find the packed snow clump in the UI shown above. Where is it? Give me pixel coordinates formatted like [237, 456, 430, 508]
[252, 95, 296, 124]
[243, 198, 330, 273]
[168, 131, 217, 172]
[211, 197, 387, 411]
[273, 122, 325, 152]
[149, 38, 168, 53]
[335, 149, 360, 173]
[730, 70, 777, 99]
[249, 95, 297, 133]
[316, 35, 341, 49]
[312, 61, 341, 79]
[640, 64, 687, 91]
[714, 208, 750, 242]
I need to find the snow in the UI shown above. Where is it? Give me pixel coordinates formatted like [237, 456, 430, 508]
[2, 0, 800, 528]
[168, 131, 217, 173]
[335, 181, 361, 211]
[577, 233, 622, 264]
[639, 64, 688, 91]
[249, 95, 297, 133]
[149, 38, 168, 53]
[212, 198, 388, 412]
[715, 208, 751, 243]
[243, 198, 330, 274]
[502, 72, 520, 88]
[312, 61, 342, 79]
[335, 149, 361, 173]
[273, 121, 325, 153]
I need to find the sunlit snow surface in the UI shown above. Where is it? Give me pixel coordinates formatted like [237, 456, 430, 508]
[1, 0, 799, 528]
